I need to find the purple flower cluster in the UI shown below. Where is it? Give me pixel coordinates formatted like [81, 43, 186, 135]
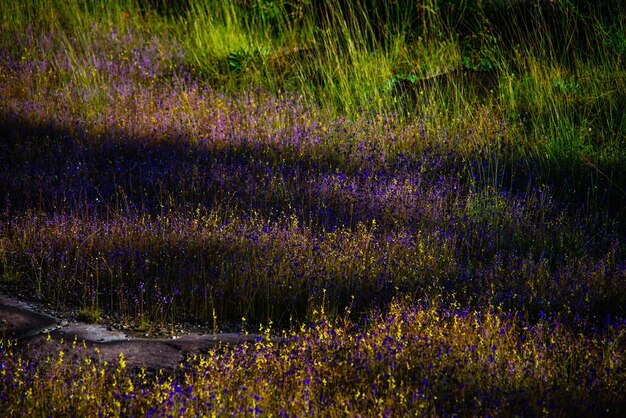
[0, 20, 624, 331]
[3, 301, 625, 415]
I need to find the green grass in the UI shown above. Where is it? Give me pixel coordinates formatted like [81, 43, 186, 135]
[176, 0, 625, 211]
[3, 0, 623, 163]
[0, 1, 625, 414]
[1, 0, 624, 326]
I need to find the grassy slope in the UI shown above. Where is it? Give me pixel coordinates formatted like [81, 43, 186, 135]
[0, 1, 625, 414]
[1, 0, 623, 324]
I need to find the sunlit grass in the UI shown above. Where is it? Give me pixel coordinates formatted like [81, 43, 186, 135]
[0, 0, 623, 323]
[2, 301, 625, 415]
[0, 0, 624, 414]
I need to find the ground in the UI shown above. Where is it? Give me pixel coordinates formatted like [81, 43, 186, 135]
[1, 293, 275, 373]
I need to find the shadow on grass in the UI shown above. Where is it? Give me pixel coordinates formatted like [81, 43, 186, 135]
[1, 111, 623, 222]
[0, 111, 623, 329]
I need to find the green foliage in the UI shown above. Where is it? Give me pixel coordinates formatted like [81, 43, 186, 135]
[0, 3, 624, 412]
[461, 55, 499, 72]
[0, 0, 624, 365]
[77, 307, 102, 323]
[227, 47, 270, 73]
[252, 0, 286, 22]
[382, 72, 419, 92]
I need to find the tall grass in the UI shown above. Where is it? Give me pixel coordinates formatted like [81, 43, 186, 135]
[3, 0, 623, 162]
[1, 0, 624, 325]
[0, 1, 624, 413]
[171, 0, 626, 225]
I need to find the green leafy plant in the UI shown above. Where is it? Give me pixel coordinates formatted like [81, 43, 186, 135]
[461, 55, 499, 72]
[382, 72, 419, 92]
[552, 77, 579, 94]
[227, 49, 252, 72]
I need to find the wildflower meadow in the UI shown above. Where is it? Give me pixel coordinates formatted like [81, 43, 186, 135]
[1, 0, 625, 415]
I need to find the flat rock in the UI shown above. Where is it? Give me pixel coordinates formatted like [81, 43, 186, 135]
[0, 294, 59, 338]
[1, 293, 283, 373]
